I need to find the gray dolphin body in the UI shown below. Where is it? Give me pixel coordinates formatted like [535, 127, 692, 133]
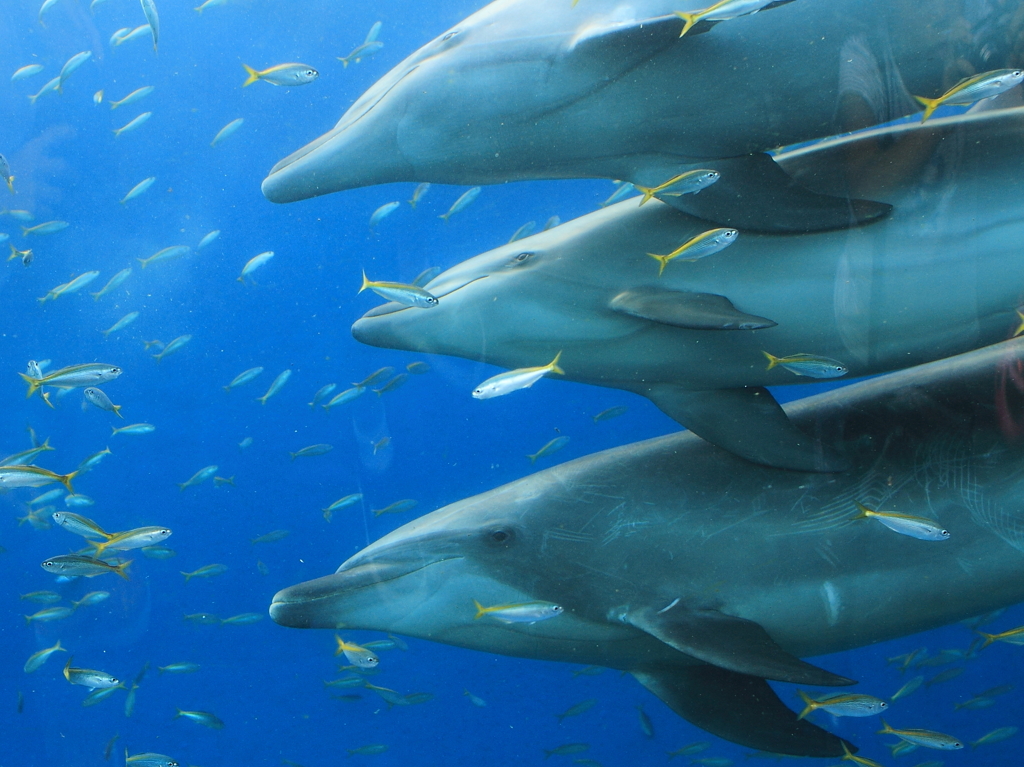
[349, 107, 1024, 471]
[271, 338, 1024, 756]
[261, 0, 1018, 231]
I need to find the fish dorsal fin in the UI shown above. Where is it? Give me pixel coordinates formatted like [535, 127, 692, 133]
[637, 153, 891, 233]
[631, 664, 853, 757]
[565, 15, 683, 76]
[610, 287, 776, 330]
[626, 602, 853, 686]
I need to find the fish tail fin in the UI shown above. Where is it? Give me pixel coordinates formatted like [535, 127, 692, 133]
[64, 657, 73, 679]
[177, 483, 187, 491]
[114, 560, 132, 581]
[6, 176, 14, 193]
[242, 64, 260, 87]
[975, 632, 997, 650]
[852, 501, 873, 521]
[359, 270, 371, 293]
[137, 257, 147, 268]
[673, 11, 699, 37]
[876, 719, 894, 735]
[20, 226, 29, 236]
[762, 351, 780, 370]
[548, 350, 564, 376]
[223, 386, 231, 393]
[527, 453, 539, 464]
[646, 252, 669, 276]
[438, 213, 450, 223]
[92, 292, 102, 301]
[18, 372, 41, 399]
[257, 395, 267, 406]
[289, 452, 296, 461]
[473, 600, 488, 619]
[408, 199, 416, 209]
[913, 95, 939, 122]
[636, 186, 655, 205]
[194, 5, 202, 12]
[796, 690, 814, 720]
[181, 571, 192, 582]
[342, 58, 350, 68]
[59, 470, 78, 494]
[112, 405, 123, 419]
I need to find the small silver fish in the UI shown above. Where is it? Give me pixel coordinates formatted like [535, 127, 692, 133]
[140, 0, 160, 51]
[64, 657, 120, 690]
[120, 177, 155, 204]
[211, 118, 243, 147]
[224, 366, 264, 392]
[83, 387, 123, 418]
[409, 183, 430, 209]
[197, 230, 220, 250]
[359, 272, 438, 308]
[58, 51, 92, 92]
[11, 64, 44, 83]
[763, 352, 848, 379]
[109, 85, 154, 110]
[113, 112, 152, 138]
[92, 268, 132, 300]
[369, 201, 400, 230]
[258, 369, 291, 405]
[242, 63, 318, 87]
[101, 312, 139, 337]
[439, 187, 481, 222]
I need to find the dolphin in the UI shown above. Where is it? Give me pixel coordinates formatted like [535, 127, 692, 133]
[271, 337, 1024, 755]
[260, 0, 1017, 232]
[348, 105, 1024, 472]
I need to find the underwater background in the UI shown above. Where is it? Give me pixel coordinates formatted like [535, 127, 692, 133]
[0, 0, 1022, 765]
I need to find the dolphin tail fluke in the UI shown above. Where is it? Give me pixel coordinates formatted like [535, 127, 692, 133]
[631, 665, 854, 757]
[640, 384, 848, 472]
[644, 153, 891, 234]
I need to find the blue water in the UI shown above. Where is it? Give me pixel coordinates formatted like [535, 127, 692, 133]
[1, 1, 1022, 765]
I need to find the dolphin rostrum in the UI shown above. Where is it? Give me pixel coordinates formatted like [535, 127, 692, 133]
[271, 337, 1024, 756]
[261, 0, 1017, 232]
[349, 106, 1024, 471]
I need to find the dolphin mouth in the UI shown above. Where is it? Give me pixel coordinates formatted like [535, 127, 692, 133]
[265, 66, 421, 178]
[360, 275, 488, 318]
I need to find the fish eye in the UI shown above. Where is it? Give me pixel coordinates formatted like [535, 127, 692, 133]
[112, 367, 121, 374]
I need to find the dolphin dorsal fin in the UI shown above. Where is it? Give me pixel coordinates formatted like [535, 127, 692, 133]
[625, 602, 852, 686]
[610, 287, 776, 330]
[565, 15, 683, 75]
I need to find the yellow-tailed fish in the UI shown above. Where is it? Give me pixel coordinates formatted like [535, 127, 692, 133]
[334, 636, 380, 668]
[8, 243, 32, 265]
[120, 177, 155, 204]
[257, 369, 291, 404]
[11, 64, 44, 83]
[914, 69, 1024, 122]
[763, 352, 848, 379]
[527, 435, 570, 463]
[647, 227, 736, 275]
[355, 367, 395, 388]
[177, 465, 217, 491]
[840, 743, 885, 767]
[439, 187, 480, 222]
[181, 563, 227, 582]
[372, 436, 390, 454]
[359, 271, 439, 308]
[369, 201, 400, 230]
[323, 387, 366, 410]
[113, 112, 152, 138]
[111, 423, 154, 436]
[371, 499, 417, 516]
[0, 154, 13, 194]
[220, 613, 262, 625]
[0, 465, 78, 492]
[57, 51, 92, 92]
[675, 0, 784, 38]
[64, 657, 120, 690]
[158, 661, 200, 674]
[93, 89, 103, 104]
[20, 590, 62, 602]
[24, 640, 66, 673]
[153, 334, 191, 362]
[174, 708, 224, 729]
[24, 606, 74, 624]
[0, 438, 54, 466]
[635, 169, 719, 205]
[977, 624, 1024, 649]
[876, 720, 963, 750]
[101, 311, 139, 337]
[969, 727, 1018, 748]
[373, 373, 407, 396]
[796, 690, 887, 719]
[211, 118, 243, 147]
[39, 0, 61, 25]
[853, 502, 950, 541]
[224, 366, 263, 392]
[289, 444, 332, 460]
[77, 446, 113, 471]
[113, 24, 152, 47]
[308, 383, 337, 408]
[38, 271, 101, 303]
[109, 85, 153, 109]
[41, 554, 131, 580]
[28, 76, 61, 104]
[195, 0, 229, 11]
[406, 361, 430, 374]
[409, 182, 430, 208]
[90, 526, 172, 557]
[140, 0, 159, 51]
[197, 229, 220, 250]
[242, 63, 318, 87]
[338, 41, 384, 68]
[52, 510, 110, 538]
[138, 244, 189, 268]
[83, 387, 123, 418]
[250, 529, 289, 544]
[555, 699, 596, 722]
[238, 251, 273, 283]
[472, 599, 563, 623]
[473, 352, 563, 399]
[22, 220, 68, 236]
[71, 591, 110, 609]
[92, 268, 132, 300]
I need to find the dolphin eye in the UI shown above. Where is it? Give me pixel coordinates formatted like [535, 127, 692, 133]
[504, 252, 534, 269]
[486, 528, 514, 545]
[441, 30, 459, 41]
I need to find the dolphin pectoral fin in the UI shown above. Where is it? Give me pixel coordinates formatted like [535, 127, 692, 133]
[641, 384, 848, 472]
[649, 153, 892, 233]
[610, 287, 777, 330]
[626, 604, 853, 686]
[631, 665, 853, 758]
